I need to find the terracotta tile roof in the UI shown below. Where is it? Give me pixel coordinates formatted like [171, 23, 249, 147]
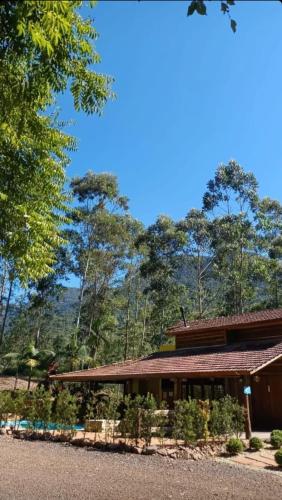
[168, 308, 282, 336]
[50, 340, 282, 382]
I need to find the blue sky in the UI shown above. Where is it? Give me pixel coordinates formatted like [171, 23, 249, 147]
[60, 0, 282, 227]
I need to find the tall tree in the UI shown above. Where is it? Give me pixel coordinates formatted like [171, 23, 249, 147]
[68, 171, 141, 361]
[136, 215, 188, 345]
[255, 198, 282, 308]
[203, 160, 260, 315]
[177, 209, 215, 318]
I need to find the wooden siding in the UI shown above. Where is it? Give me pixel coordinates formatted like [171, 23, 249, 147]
[228, 325, 282, 343]
[175, 330, 226, 349]
[175, 324, 282, 350]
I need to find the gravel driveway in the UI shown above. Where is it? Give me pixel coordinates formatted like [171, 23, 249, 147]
[1, 436, 282, 500]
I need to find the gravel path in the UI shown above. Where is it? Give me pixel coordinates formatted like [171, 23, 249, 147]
[1, 436, 282, 500]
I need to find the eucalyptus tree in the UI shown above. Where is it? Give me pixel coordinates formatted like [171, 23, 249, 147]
[203, 160, 260, 314]
[26, 245, 72, 348]
[136, 215, 189, 344]
[68, 171, 142, 360]
[0, 1, 112, 283]
[177, 209, 215, 318]
[255, 198, 282, 308]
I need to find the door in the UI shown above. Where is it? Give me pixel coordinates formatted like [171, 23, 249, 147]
[251, 375, 282, 429]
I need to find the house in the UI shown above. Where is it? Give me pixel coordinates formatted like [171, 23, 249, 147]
[50, 308, 282, 429]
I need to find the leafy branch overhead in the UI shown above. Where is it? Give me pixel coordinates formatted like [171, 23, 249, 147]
[0, 1, 113, 283]
[187, 1, 237, 33]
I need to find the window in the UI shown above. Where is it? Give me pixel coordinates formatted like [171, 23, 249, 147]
[182, 379, 225, 401]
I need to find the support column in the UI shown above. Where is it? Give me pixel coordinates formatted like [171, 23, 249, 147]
[243, 376, 252, 439]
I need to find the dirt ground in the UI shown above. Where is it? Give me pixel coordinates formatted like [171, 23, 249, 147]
[1, 435, 282, 500]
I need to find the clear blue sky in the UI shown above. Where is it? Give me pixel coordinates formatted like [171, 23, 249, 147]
[60, 0, 282, 227]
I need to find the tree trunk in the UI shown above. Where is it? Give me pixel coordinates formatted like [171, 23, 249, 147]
[27, 367, 32, 391]
[124, 277, 132, 361]
[14, 368, 19, 391]
[76, 253, 90, 329]
[141, 296, 148, 348]
[0, 277, 13, 345]
[196, 250, 203, 318]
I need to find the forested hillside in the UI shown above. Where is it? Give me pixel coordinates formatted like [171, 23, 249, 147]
[0, 161, 281, 375]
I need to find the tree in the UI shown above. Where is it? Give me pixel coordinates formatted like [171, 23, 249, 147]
[136, 215, 188, 345]
[68, 171, 142, 361]
[0, 1, 112, 283]
[255, 198, 282, 308]
[203, 160, 261, 314]
[177, 209, 215, 318]
[26, 245, 72, 348]
[1, 342, 55, 390]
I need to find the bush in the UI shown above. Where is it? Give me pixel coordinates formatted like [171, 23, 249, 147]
[270, 430, 282, 449]
[172, 399, 207, 444]
[274, 449, 282, 466]
[249, 436, 263, 451]
[54, 389, 77, 432]
[226, 437, 244, 455]
[210, 396, 245, 439]
[24, 387, 52, 430]
[120, 394, 157, 445]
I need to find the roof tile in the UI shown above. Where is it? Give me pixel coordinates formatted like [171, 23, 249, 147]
[168, 308, 282, 335]
[50, 340, 282, 381]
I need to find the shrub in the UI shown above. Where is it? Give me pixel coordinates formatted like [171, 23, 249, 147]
[140, 393, 157, 446]
[172, 399, 207, 444]
[0, 391, 15, 425]
[24, 387, 52, 430]
[271, 430, 282, 449]
[210, 396, 245, 439]
[155, 401, 168, 445]
[120, 394, 157, 445]
[54, 389, 77, 433]
[226, 437, 244, 455]
[249, 436, 263, 451]
[274, 449, 282, 466]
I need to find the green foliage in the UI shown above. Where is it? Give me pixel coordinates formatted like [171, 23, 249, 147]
[0, 1, 112, 283]
[0, 391, 14, 424]
[172, 399, 207, 444]
[121, 393, 157, 445]
[226, 437, 244, 455]
[136, 215, 189, 345]
[2, 161, 282, 372]
[54, 389, 77, 431]
[140, 393, 157, 446]
[155, 401, 168, 445]
[68, 170, 143, 363]
[209, 396, 244, 439]
[274, 449, 282, 466]
[249, 436, 263, 451]
[270, 430, 282, 449]
[24, 387, 52, 430]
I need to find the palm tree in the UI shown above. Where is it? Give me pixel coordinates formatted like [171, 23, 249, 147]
[63, 333, 92, 371]
[1, 343, 55, 390]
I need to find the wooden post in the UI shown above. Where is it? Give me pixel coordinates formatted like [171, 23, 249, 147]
[243, 377, 252, 439]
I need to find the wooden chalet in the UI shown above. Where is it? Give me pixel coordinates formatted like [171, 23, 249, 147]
[50, 308, 282, 429]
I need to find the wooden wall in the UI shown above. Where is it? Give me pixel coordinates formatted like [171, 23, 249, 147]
[228, 325, 282, 343]
[175, 323, 282, 350]
[175, 330, 226, 349]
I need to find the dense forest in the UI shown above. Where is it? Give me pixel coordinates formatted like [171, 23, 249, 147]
[0, 161, 281, 377]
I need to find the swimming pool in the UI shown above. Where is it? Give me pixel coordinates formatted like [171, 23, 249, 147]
[0, 420, 84, 431]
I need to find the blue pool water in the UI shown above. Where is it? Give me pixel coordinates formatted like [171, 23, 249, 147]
[0, 420, 84, 431]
